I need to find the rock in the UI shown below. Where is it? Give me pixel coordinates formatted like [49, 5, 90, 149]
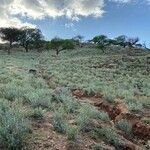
[29, 69, 37, 75]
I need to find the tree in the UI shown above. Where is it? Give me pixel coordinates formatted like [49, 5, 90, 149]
[19, 27, 44, 52]
[107, 39, 118, 45]
[127, 37, 139, 49]
[115, 35, 128, 48]
[0, 27, 21, 54]
[72, 35, 84, 47]
[92, 35, 109, 53]
[50, 38, 75, 55]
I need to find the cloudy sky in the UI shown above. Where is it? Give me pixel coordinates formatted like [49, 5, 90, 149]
[0, 0, 150, 45]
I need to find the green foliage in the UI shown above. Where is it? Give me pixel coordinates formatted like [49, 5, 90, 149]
[19, 27, 44, 52]
[54, 88, 79, 113]
[91, 127, 123, 148]
[0, 83, 22, 101]
[92, 35, 109, 52]
[0, 43, 149, 150]
[29, 107, 45, 120]
[77, 104, 100, 132]
[0, 27, 21, 53]
[66, 126, 79, 141]
[116, 119, 132, 135]
[97, 111, 110, 121]
[91, 144, 104, 150]
[24, 89, 52, 109]
[115, 35, 128, 47]
[52, 108, 67, 133]
[125, 98, 143, 112]
[0, 100, 29, 150]
[50, 38, 75, 55]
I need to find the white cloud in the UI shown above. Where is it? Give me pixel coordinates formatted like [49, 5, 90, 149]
[0, 0, 35, 28]
[0, 0, 105, 30]
[11, 0, 105, 21]
[0, 0, 150, 30]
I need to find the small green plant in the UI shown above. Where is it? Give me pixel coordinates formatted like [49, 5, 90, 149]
[115, 119, 132, 135]
[29, 107, 45, 119]
[91, 144, 104, 150]
[91, 127, 123, 148]
[125, 99, 143, 112]
[97, 111, 110, 121]
[0, 101, 29, 150]
[116, 119, 132, 134]
[0, 84, 22, 101]
[66, 126, 79, 141]
[54, 88, 79, 113]
[63, 97, 79, 113]
[103, 88, 116, 103]
[25, 89, 52, 109]
[52, 108, 67, 133]
[77, 104, 100, 132]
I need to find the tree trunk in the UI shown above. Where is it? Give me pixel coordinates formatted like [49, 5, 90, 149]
[102, 48, 105, 53]
[8, 42, 12, 54]
[8, 48, 11, 55]
[25, 46, 29, 52]
[56, 49, 59, 55]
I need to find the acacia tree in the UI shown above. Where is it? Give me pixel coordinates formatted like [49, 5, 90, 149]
[92, 35, 109, 53]
[127, 37, 139, 49]
[73, 35, 84, 47]
[50, 38, 75, 55]
[115, 35, 128, 48]
[19, 27, 44, 52]
[0, 27, 21, 54]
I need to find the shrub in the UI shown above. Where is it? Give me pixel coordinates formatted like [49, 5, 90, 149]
[91, 127, 123, 148]
[103, 87, 116, 103]
[25, 89, 52, 109]
[29, 77, 48, 89]
[29, 107, 45, 120]
[91, 144, 104, 150]
[0, 100, 29, 150]
[97, 111, 110, 121]
[52, 108, 67, 133]
[0, 84, 22, 101]
[77, 104, 100, 132]
[66, 127, 79, 141]
[53, 87, 79, 113]
[125, 99, 143, 112]
[116, 119, 132, 135]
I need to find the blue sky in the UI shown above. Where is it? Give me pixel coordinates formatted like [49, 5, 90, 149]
[0, 0, 150, 46]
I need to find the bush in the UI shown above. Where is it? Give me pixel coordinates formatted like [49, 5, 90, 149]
[29, 107, 45, 120]
[66, 127, 79, 141]
[52, 108, 67, 133]
[116, 119, 132, 135]
[25, 89, 52, 109]
[53, 88, 79, 113]
[91, 127, 123, 148]
[0, 84, 22, 101]
[97, 111, 110, 121]
[0, 100, 29, 150]
[77, 104, 100, 132]
[125, 99, 143, 112]
[91, 144, 104, 150]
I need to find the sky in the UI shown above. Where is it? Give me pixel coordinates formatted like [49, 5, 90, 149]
[0, 0, 150, 46]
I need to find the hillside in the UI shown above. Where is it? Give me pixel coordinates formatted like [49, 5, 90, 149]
[0, 48, 150, 150]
